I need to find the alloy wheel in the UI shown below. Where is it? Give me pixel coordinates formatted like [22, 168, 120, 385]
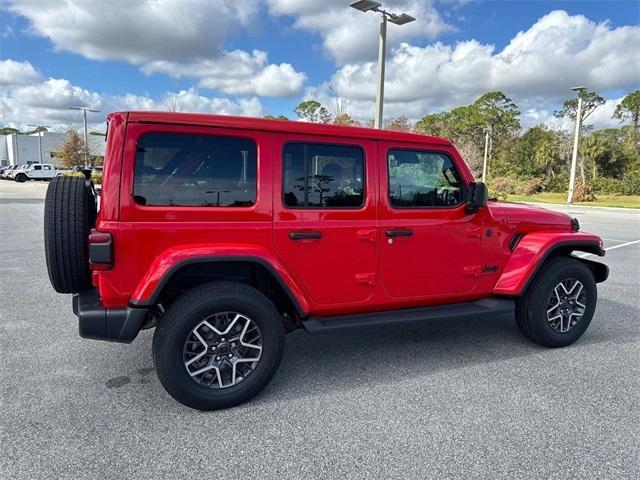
[183, 312, 263, 388]
[546, 278, 587, 333]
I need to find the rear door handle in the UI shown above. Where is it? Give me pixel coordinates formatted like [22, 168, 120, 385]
[386, 229, 413, 238]
[289, 231, 322, 240]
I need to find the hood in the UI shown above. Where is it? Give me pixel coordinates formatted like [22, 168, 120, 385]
[488, 201, 573, 228]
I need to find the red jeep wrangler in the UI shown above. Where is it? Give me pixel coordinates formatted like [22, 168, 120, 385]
[44, 112, 608, 410]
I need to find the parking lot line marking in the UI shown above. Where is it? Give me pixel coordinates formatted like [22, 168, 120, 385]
[576, 239, 640, 258]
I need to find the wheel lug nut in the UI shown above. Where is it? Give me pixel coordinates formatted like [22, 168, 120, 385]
[231, 342, 236, 347]
[221, 338, 225, 342]
[211, 346, 216, 351]
[216, 356, 220, 361]
[228, 353, 233, 358]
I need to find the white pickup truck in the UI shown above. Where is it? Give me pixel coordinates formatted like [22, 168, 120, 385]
[13, 164, 63, 182]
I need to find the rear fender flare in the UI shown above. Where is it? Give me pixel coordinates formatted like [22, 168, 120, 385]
[494, 232, 605, 296]
[129, 245, 309, 316]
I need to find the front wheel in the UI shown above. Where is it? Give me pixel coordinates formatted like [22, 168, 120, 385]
[15, 173, 27, 182]
[516, 257, 597, 348]
[153, 281, 285, 410]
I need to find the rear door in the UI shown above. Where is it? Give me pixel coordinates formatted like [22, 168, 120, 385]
[378, 142, 481, 299]
[273, 135, 378, 306]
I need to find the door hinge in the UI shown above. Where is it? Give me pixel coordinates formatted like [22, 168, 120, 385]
[465, 227, 483, 238]
[355, 272, 376, 287]
[464, 266, 481, 277]
[356, 229, 377, 243]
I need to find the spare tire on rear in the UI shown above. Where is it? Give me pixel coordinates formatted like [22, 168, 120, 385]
[44, 176, 97, 293]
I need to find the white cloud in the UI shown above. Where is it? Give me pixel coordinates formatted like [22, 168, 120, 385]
[6, 0, 305, 97]
[0, 59, 42, 85]
[7, 0, 256, 64]
[0, 60, 265, 131]
[319, 10, 640, 125]
[266, 0, 453, 64]
[114, 89, 265, 118]
[143, 50, 306, 98]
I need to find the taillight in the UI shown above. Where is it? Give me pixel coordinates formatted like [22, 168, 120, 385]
[89, 229, 113, 270]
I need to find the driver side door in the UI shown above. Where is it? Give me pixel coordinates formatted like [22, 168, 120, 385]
[378, 142, 482, 300]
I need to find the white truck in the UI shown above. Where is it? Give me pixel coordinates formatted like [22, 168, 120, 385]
[13, 164, 62, 182]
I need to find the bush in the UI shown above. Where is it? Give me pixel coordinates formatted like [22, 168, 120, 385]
[520, 178, 544, 195]
[489, 176, 519, 199]
[591, 177, 624, 195]
[543, 175, 568, 193]
[574, 181, 596, 202]
[621, 170, 640, 195]
[62, 170, 102, 185]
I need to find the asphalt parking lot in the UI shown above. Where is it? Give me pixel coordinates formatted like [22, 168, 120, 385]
[1, 180, 639, 479]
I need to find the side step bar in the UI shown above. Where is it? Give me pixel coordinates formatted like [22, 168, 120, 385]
[302, 298, 515, 334]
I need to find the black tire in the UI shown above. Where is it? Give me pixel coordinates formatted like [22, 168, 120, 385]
[44, 176, 97, 293]
[516, 256, 597, 348]
[153, 281, 285, 410]
[15, 173, 27, 182]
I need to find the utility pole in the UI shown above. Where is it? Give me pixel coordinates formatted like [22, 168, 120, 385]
[350, 1, 415, 129]
[69, 106, 100, 167]
[567, 86, 586, 204]
[27, 125, 50, 164]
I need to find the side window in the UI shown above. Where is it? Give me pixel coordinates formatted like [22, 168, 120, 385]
[34, 165, 42, 170]
[43, 165, 51, 170]
[388, 149, 463, 208]
[283, 142, 364, 208]
[133, 133, 257, 207]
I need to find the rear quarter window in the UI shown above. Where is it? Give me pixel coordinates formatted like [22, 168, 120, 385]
[133, 133, 257, 207]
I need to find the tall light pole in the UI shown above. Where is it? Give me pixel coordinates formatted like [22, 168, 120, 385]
[27, 125, 51, 164]
[481, 127, 491, 183]
[567, 86, 586, 204]
[350, 1, 415, 129]
[70, 106, 100, 166]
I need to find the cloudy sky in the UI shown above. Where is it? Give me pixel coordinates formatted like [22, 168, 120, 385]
[1, 0, 638, 132]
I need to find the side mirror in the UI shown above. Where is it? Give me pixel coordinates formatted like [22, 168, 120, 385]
[465, 181, 488, 214]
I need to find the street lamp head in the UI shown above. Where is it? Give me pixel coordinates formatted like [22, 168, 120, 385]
[571, 86, 587, 93]
[388, 13, 416, 25]
[350, 0, 381, 12]
[69, 106, 101, 113]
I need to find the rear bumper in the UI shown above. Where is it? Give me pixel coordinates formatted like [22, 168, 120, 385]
[72, 289, 148, 343]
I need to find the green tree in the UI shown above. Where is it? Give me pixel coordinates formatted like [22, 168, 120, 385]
[294, 100, 332, 123]
[582, 129, 628, 179]
[555, 89, 605, 124]
[58, 130, 86, 169]
[0, 127, 21, 135]
[555, 89, 606, 182]
[613, 90, 640, 132]
[534, 135, 563, 180]
[414, 112, 450, 137]
[472, 91, 521, 147]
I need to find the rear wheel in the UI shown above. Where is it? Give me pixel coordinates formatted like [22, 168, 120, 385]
[153, 281, 285, 410]
[516, 257, 596, 348]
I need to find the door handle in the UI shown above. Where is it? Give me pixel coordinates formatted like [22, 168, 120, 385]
[385, 229, 413, 238]
[289, 231, 322, 240]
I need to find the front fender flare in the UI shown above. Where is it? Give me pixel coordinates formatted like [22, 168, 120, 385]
[128, 244, 310, 316]
[494, 232, 604, 296]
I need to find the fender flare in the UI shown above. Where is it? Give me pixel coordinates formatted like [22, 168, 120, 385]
[494, 232, 605, 296]
[129, 245, 310, 317]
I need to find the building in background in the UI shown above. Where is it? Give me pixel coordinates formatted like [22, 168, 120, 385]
[0, 131, 106, 166]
